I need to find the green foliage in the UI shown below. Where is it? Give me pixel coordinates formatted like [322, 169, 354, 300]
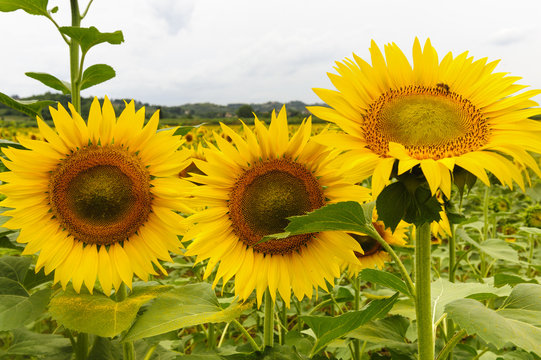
[59, 26, 124, 55]
[0, 0, 49, 16]
[0, 92, 55, 119]
[236, 104, 254, 118]
[376, 181, 442, 231]
[0, 328, 71, 359]
[446, 297, 541, 356]
[25, 72, 71, 94]
[302, 293, 398, 356]
[360, 268, 411, 296]
[261, 201, 374, 243]
[0, 256, 52, 331]
[49, 285, 171, 337]
[80, 64, 116, 90]
[124, 283, 252, 341]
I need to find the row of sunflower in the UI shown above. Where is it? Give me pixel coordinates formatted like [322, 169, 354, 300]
[2, 38, 541, 358]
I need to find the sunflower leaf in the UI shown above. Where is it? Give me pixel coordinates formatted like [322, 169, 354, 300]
[0, 139, 27, 150]
[258, 201, 374, 244]
[446, 298, 541, 356]
[123, 283, 253, 341]
[0, 92, 54, 119]
[25, 72, 71, 94]
[456, 228, 521, 264]
[48, 285, 170, 338]
[0, 0, 49, 16]
[0, 288, 51, 331]
[360, 268, 411, 296]
[59, 26, 124, 55]
[302, 293, 398, 356]
[1, 328, 71, 358]
[80, 64, 116, 90]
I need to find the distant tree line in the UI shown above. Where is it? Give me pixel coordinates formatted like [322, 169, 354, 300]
[0, 92, 326, 126]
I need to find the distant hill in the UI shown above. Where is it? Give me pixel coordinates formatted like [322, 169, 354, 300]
[0, 92, 326, 126]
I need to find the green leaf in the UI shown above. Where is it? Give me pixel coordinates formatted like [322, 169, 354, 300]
[0, 328, 71, 358]
[494, 273, 538, 288]
[25, 72, 70, 94]
[457, 228, 521, 264]
[0, 288, 51, 330]
[0, 0, 48, 16]
[0, 92, 55, 118]
[302, 293, 398, 356]
[446, 298, 541, 356]
[59, 26, 124, 55]
[171, 123, 207, 136]
[49, 285, 169, 337]
[431, 278, 511, 319]
[360, 268, 411, 296]
[0, 256, 31, 282]
[348, 315, 416, 355]
[123, 283, 253, 341]
[262, 201, 374, 242]
[0, 139, 27, 150]
[80, 64, 116, 90]
[501, 283, 541, 311]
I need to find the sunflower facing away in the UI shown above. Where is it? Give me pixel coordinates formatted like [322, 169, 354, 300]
[0, 97, 194, 294]
[347, 215, 408, 274]
[183, 106, 371, 306]
[309, 38, 541, 198]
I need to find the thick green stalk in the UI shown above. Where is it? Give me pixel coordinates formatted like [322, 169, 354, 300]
[353, 275, 361, 360]
[415, 222, 434, 360]
[69, 0, 81, 112]
[75, 333, 89, 360]
[116, 284, 135, 360]
[263, 289, 274, 348]
[207, 323, 216, 349]
[448, 225, 457, 282]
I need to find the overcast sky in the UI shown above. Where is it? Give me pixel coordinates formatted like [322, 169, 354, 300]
[1, 0, 540, 106]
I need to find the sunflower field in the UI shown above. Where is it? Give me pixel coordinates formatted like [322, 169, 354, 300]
[1, 1, 541, 360]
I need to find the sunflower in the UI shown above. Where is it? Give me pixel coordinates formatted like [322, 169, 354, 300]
[0, 97, 194, 294]
[347, 215, 408, 274]
[309, 38, 541, 199]
[183, 106, 371, 306]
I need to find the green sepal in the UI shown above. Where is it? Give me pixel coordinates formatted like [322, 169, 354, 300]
[59, 26, 124, 55]
[80, 64, 116, 90]
[453, 166, 477, 198]
[376, 179, 441, 231]
[25, 72, 71, 94]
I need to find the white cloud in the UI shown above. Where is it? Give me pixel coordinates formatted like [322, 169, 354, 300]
[1, 0, 541, 105]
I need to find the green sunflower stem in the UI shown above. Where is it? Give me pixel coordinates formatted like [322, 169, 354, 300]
[116, 283, 136, 360]
[415, 222, 434, 360]
[353, 274, 361, 360]
[75, 332, 89, 360]
[69, 0, 82, 113]
[207, 323, 216, 349]
[448, 224, 457, 282]
[263, 289, 274, 348]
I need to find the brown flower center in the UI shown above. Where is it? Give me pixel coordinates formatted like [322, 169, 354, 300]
[49, 145, 152, 245]
[229, 158, 325, 255]
[363, 85, 489, 160]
